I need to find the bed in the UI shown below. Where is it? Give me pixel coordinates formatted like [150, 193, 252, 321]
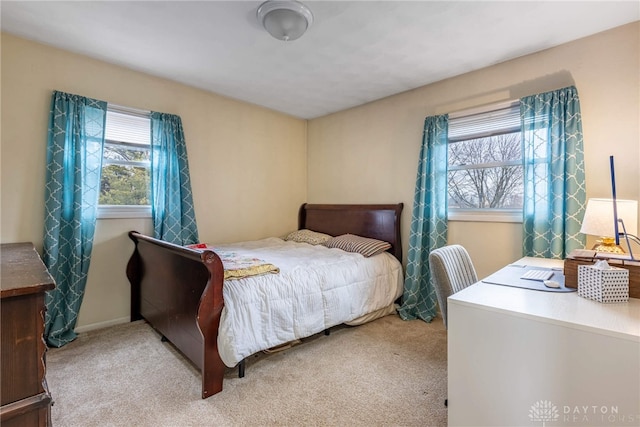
[126, 203, 404, 398]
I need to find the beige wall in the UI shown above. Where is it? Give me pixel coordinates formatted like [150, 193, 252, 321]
[307, 22, 640, 279]
[0, 33, 307, 330]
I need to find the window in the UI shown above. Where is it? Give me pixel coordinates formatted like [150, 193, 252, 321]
[447, 101, 523, 222]
[98, 106, 151, 219]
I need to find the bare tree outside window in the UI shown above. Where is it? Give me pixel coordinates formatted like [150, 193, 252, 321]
[448, 132, 523, 209]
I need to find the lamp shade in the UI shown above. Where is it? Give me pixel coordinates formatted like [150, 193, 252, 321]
[257, 1, 313, 41]
[580, 198, 638, 237]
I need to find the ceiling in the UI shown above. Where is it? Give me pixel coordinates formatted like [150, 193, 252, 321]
[2, 1, 638, 119]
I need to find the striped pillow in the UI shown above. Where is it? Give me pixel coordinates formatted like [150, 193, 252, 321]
[323, 234, 391, 257]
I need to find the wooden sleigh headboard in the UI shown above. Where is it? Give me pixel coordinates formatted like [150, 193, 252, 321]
[299, 203, 404, 262]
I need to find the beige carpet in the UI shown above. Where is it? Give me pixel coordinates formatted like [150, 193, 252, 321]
[47, 314, 447, 427]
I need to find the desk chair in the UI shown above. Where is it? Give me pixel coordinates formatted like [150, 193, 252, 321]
[429, 244, 478, 329]
[429, 244, 478, 408]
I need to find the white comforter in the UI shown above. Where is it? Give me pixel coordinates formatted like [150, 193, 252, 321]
[212, 237, 404, 367]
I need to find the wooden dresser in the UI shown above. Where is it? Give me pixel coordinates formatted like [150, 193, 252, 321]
[1, 243, 55, 427]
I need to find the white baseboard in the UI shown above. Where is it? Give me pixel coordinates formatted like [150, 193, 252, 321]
[75, 316, 131, 334]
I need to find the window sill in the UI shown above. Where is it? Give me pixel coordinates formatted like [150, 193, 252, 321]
[98, 205, 151, 219]
[448, 209, 522, 223]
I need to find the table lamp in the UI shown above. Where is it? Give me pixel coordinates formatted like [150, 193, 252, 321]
[579, 198, 638, 254]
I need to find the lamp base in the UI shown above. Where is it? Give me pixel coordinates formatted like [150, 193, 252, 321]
[591, 237, 626, 254]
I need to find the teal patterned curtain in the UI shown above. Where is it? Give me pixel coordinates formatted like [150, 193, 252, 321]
[43, 90, 107, 347]
[150, 112, 199, 244]
[521, 86, 586, 258]
[398, 115, 449, 322]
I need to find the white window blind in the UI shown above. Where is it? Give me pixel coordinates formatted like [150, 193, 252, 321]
[104, 107, 151, 145]
[448, 102, 520, 142]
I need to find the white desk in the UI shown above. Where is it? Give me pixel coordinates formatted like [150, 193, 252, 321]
[448, 258, 640, 427]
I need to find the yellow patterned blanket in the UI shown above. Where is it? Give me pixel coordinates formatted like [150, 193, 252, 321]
[187, 244, 280, 280]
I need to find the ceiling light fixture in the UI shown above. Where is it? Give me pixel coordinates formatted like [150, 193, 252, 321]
[257, 0, 313, 42]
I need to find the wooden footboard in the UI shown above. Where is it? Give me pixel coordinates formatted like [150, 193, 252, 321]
[126, 231, 225, 398]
